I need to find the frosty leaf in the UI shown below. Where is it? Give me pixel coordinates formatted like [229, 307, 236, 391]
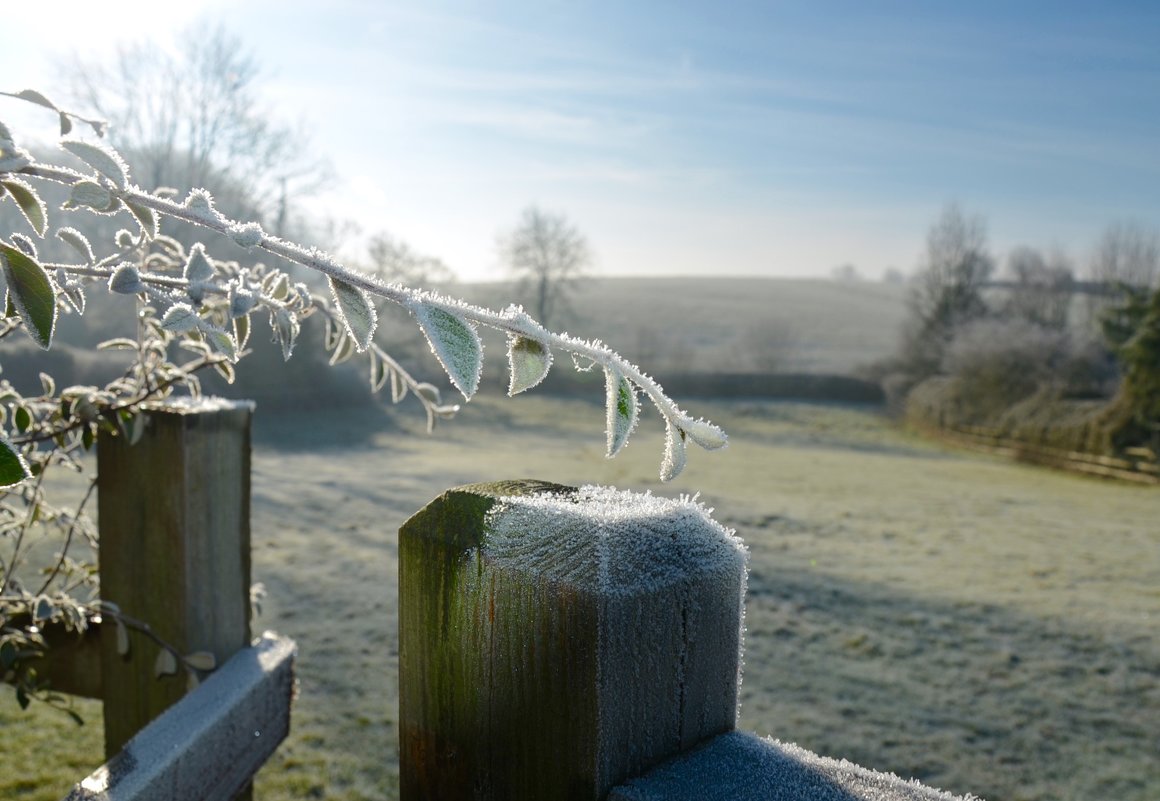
[115, 618, 130, 656]
[328, 277, 376, 352]
[62, 283, 86, 315]
[390, 370, 407, 403]
[10, 234, 36, 257]
[328, 332, 356, 366]
[272, 307, 300, 361]
[0, 243, 56, 349]
[604, 366, 639, 458]
[65, 180, 115, 212]
[369, 352, 389, 393]
[234, 313, 250, 351]
[184, 189, 222, 224]
[0, 179, 47, 237]
[15, 89, 57, 110]
[61, 140, 129, 188]
[0, 436, 31, 488]
[184, 651, 216, 671]
[57, 228, 95, 263]
[412, 303, 482, 399]
[124, 200, 159, 239]
[198, 323, 239, 362]
[183, 244, 214, 283]
[507, 336, 552, 395]
[160, 304, 199, 334]
[660, 422, 688, 482]
[230, 222, 263, 249]
[108, 264, 145, 295]
[0, 144, 30, 172]
[229, 285, 256, 318]
[154, 648, 178, 677]
[683, 418, 728, 450]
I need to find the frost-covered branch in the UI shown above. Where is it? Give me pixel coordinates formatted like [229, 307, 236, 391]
[1, 91, 726, 483]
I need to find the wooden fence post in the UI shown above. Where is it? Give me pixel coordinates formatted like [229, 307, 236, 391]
[399, 480, 748, 801]
[96, 399, 254, 775]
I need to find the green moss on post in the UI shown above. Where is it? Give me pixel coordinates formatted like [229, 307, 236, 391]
[399, 480, 747, 801]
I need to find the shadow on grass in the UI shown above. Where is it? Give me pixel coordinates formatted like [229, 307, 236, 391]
[741, 563, 1160, 801]
[250, 401, 404, 452]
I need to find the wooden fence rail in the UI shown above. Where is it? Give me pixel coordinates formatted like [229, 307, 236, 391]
[400, 480, 978, 801]
[61, 632, 295, 801]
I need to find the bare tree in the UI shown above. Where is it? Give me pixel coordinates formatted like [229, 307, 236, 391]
[830, 263, 861, 283]
[1089, 221, 1159, 289]
[497, 205, 592, 328]
[1003, 246, 1074, 330]
[59, 21, 330, 235]
[900, 203, 995, 376]
[364, 232, 455, 287]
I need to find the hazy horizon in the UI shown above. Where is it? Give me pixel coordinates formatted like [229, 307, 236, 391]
[5, 1, 1159, 283]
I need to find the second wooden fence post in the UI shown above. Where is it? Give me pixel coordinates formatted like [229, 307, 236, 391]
[96, 399, 254, 769]
[399, 479, 748, 801]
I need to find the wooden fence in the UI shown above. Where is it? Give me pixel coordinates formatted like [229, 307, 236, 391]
[6, 401, 295, 801]
[399, 480, 977, 801]
[19, 400, 988, 799]
[917, 422, 1159, 485]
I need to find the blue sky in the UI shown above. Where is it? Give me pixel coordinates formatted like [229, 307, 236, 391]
[5, 1, 1160, 281]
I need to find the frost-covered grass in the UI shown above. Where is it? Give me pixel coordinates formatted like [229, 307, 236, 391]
[2, 395, 1156, 800]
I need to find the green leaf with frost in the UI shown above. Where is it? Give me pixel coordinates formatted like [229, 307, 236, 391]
[604, 365, 638, 458]
[65, 180, 115, 213]
[183, 244, 214, 283]
[108, 264, 145, 295]
[328, 277, 376, 352]
[61, 140, 129, 188]
[660, 421, 688, 482]
[124, 200, 159, 239]
[0, 179, 47, 237]
[0, 436, 31, 488]
[0, 243, 56, 348]
[198, 323, 239, 362]
[57, 228, 95, 263]
[507, 336, 552, 395]
[412, 303, 482, 399]
[160, 304, 199, 334]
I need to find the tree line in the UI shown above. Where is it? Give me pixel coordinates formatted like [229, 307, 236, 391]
[878, 203, 1160, 454]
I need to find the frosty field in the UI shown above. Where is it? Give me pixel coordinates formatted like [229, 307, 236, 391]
[2, 393, 1157, 801]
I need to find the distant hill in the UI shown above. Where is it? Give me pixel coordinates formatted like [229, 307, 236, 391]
[463, 276, 909, 376]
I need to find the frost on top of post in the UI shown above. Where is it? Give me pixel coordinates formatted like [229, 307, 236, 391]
[483, 485, 747, 597]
